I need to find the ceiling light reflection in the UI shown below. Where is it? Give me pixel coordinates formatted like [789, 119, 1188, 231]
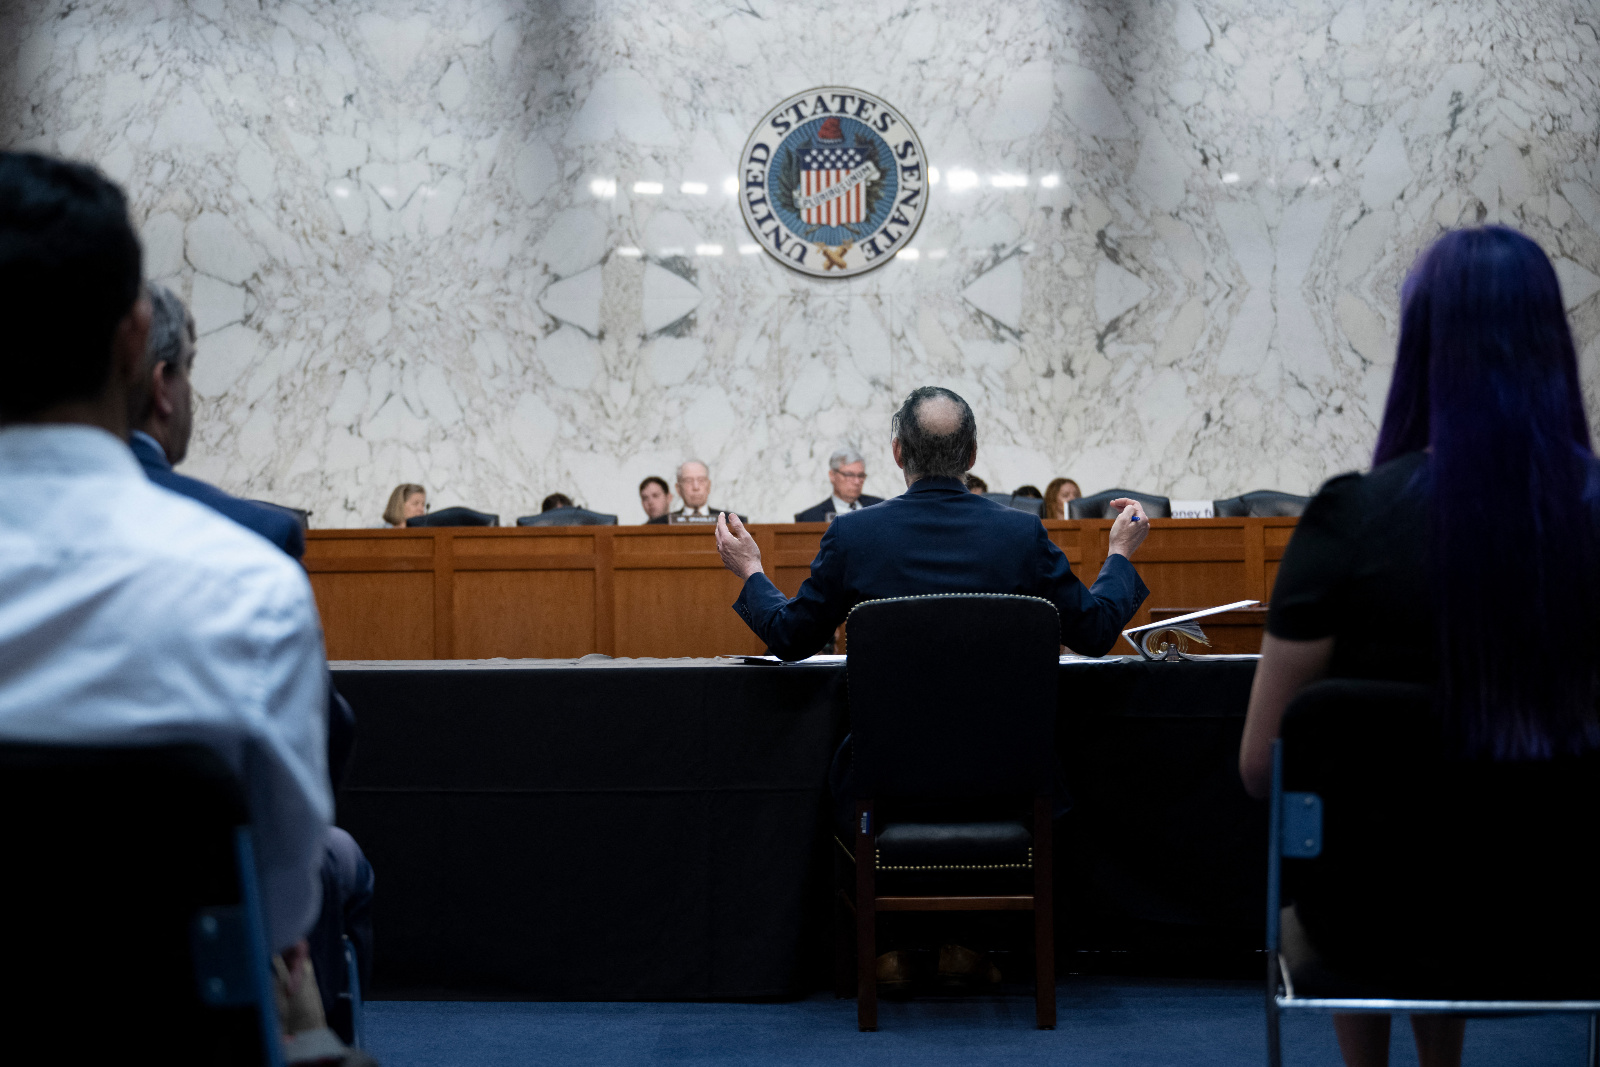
[947, 169, 979, 191]
[616, 246, 642, 257]
[990, 174, 1028, 189]
[723, 176, 739, 195]
[1221, 172, 1240, 184]
[695, 244, 723, 256]
[898, 248, 920, 261]
[738, 243, 760, 255]
[589, 178, 617, 198]
[681, 181, 708, 195]
[1039, 173, 1060, 188]
[633, 181, 664, 195]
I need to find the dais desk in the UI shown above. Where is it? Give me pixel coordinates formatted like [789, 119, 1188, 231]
[305, 518, 1298, 661]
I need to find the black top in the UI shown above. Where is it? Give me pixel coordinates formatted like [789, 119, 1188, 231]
[1267, 450, 1432, 684]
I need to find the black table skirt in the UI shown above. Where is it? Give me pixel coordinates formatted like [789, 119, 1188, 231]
[331, 656, 1263, 998]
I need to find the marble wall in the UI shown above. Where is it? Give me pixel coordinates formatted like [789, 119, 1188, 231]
[4, 0, 1600, 525]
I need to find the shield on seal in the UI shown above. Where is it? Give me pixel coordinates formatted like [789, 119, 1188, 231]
[796, 117, 879, 227]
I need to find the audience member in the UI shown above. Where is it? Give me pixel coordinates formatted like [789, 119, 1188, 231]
[541, 492, 574, 512]
[383, 483, 426, 527]
[965, 474, 987, 493]
[638, 475, 671, 522]
[134, 283, 373, 1042]
[794, 447, 884, 522]
[649, 459, 741, 523]
[0, 151, 330, 959]
[1043, 477, 1081, 520]
[1239, 226, 1600, 1067]
[128, 284, 304, 557]
[1012, 484, 1043, 499]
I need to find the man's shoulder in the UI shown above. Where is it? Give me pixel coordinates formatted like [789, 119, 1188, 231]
[131, 481, 307, 586]
[794, 499, 832, 523]
[150, 469, 300, 554]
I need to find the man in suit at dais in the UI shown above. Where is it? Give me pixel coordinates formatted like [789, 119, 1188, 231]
[716, 385, 1151, 660]
[649, 459, 743, 524]
[794, 446, 884, 523]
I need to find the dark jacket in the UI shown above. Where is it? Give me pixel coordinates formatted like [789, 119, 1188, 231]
[128, 432, 305, 560]
[735, 475, 1148, 661]
[793, 494, 885, 523]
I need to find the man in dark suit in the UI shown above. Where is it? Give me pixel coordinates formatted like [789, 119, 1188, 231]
[647, 459, 744, 524]
[129, 283, 372, 1043]
[126, 286, 303, 559]
[717, 386, 1150, 659]
[793, 446, 884, 522]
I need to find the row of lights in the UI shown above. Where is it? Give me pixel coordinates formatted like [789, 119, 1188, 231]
[612, 245, 953, 260]
[588, 172, 1065, 200]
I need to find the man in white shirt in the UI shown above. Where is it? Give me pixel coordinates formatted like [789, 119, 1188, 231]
[793, 446, 886, 522]
[0, 151, 332, 955]
[647, 459, 745, 523]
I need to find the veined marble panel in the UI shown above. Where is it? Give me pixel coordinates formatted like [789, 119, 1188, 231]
[3, 0, 1599, 525]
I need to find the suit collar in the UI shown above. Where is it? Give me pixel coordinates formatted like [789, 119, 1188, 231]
[903, 475, 969, 496]
[128, 430, 173, 472]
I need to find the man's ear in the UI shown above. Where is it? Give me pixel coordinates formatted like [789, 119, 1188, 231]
[966, 444, 978, 471]
[110, 296, 152, 388]
[892, 438, 905, 469]
[150, 361, 176, 418]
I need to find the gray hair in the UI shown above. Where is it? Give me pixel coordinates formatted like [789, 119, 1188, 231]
[676, 459, 709, 481]
[891, 386, 977, 480]
[828, 447, 864, 472]
[130, 282, 196, 422]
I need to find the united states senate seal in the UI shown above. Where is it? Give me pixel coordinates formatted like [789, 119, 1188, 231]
[738, 87, 928, 279]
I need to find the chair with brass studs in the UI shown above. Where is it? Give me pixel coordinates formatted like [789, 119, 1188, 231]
[835, 593, 1060, 1031]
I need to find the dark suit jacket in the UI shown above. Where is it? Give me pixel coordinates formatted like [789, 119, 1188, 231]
[735, 475, 1148, 661]
[793, 494, 884, 523]
[647, 507, 746, 525]
[129, 432, 305, 559]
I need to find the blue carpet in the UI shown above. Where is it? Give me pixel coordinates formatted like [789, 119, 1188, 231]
[364, 980, 1590, 1066]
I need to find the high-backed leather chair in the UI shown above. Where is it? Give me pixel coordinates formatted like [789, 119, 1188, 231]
[516, 508, 618, 527]
[406, 506, 498, 527]
[980, 492, 1044, 516]
[1265, 680, 1600, 1065]
[251, 501, 311, 530]
[1068, 488, 1171, 519]
[1213, 490, 1309, 518]
[841, 593, 1060, 1031]
[0, 743, 284, 1064]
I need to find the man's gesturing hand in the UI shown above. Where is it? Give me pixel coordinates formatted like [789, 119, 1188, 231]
[1107, 498, 1151, 559]
[715, 512, 764, 581]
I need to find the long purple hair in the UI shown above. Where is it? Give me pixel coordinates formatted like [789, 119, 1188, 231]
[1373, 226, 1600, 758]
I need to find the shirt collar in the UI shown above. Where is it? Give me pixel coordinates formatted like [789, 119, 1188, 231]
[128, 430, 173, 471]
[0, 424, 145, 480]
[830, 494, 858, 514]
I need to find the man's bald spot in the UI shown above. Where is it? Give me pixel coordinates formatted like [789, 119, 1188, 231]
[913, 395, 964, 437]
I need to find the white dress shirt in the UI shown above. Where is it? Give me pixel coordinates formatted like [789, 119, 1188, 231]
[0, 425, 332, 949]
[830, 495, 861, 516]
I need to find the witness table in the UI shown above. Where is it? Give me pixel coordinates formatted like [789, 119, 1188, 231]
[332, 655, 1263, 998]
[305, 518, 1297, 661]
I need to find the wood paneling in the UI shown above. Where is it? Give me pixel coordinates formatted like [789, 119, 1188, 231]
[303, 517, 1300, 660]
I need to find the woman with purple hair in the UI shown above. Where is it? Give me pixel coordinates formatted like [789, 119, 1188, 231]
[1239, 226, 1600, 1067]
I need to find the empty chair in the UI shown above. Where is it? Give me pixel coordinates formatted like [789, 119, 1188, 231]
[0, 742, 285, 1065]
[1213, 490, 1309, 518]
[1265, 680, 1600, 1066]
[980, 492, 1043, 516]
[406, 506, 498, 527]
[1068, 488, 1170, 519]
[839, 593, 1060, 1031]
[517, 508, 618, 526]
[251, 500, 311, 530]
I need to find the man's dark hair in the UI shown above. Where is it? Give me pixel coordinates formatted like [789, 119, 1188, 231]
[0, 153, 143, 420]
[891, 386, 977, 480]
[541, 492, 574, 512]
[639, 476, 669, 494]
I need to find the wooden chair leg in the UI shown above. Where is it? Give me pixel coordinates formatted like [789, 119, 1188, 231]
[855, 800, 877, 1031]
[833, 889, 855, 998]
[1033, 796, 1056, 1029]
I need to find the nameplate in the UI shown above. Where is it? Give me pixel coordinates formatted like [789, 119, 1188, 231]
[1170, 499, 1215, 519]
[669, 514, 719, 524]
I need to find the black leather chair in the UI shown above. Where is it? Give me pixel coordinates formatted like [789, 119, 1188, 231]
[840, 593, 1059, 1031]
[1265, 680, 1600, 1066]
[516, 507, 618, 527]
[1068, 488, 1171, 519]
[406, 506, 498, 527]
[0, 743, 284, 1065]
[251, 501, 311, 530]
[1213, 490, 1309, 518]
[980, 492, 1044, 517]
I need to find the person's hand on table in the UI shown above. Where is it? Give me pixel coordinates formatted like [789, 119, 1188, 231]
[715, 512, 764, 581]
[1107, 498, 1150, 559]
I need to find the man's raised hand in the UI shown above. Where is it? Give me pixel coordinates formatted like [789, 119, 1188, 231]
[715, 512, 764, 580]
[1107, 498, 1151, 559]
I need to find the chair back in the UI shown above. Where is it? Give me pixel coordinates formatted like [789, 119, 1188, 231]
[0, 742, 282, 1062]
[1213, 490, 1309, 517]
[1068, 488, 1171, 519]
[979, 493, 1044, 516]
[251, 500, 312, 530]
[1280, 679, 1600, 996]
[845, 594, 1059, 800]
[408, 506, 498, 527]
[516, 508, 619, 526]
